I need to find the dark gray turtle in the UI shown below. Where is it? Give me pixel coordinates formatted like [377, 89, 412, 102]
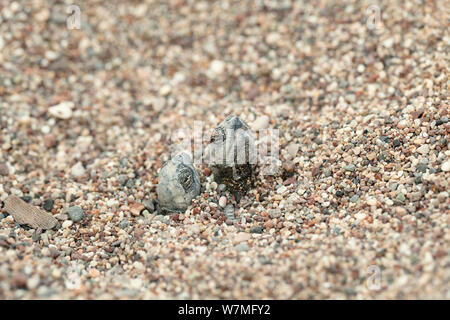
[157, 152, 201, 213]
[205, 115, 257, 202]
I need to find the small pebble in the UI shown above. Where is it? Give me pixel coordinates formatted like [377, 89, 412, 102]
[277, 186, 287, 194]
[396, 192, 406, 203]
[287, 143, 299, 158]
[62, 220, 73, 228]
[416, 144, 430, 155]
[48, 102, 73, 120]
[219, 196, 227, 208]
[416, 163, 428, 173]
[43, 199, 54, 212]
[235, 242, 249, 252]
[234, 232, 251, 243]
[0, 163, 9, 176]
[89, 269, 100, 278]
[251, 115, 270, 131]
[71, 162, 86, 178]
[442, 161, 450, 172]
[344, 164, 356, 172]
[67, 206, 85, 223]
[435, 117, 448, 126]
[129, 202, 145, 216]
[250, 226, 264, 234]
[119, 219, 129, 229]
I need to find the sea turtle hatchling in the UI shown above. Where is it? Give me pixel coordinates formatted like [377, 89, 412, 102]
[156, 152, 201, 213]
[205, 115, 257, 202]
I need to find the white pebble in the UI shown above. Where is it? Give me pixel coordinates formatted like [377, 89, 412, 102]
[152, 97, 166, 112]
[71, 162, 86, 178]
[45, 51, 59, 61]
[266, 32, 280, 45]
[277, 186, 287, 194]
[209, 60, 226, 76]
[159, 85, 171, 96]
[251, 115, 269, 131]
[107, 199, 120, 208]
[27, 275, 40, 290]
[287, 143, 299, 158]
[62, 220, 73, 228]
[48, 102, 74, 120]
[219, 196, 227, 208]
[397, 120, 407, 129]
[416, 144, 430, 155]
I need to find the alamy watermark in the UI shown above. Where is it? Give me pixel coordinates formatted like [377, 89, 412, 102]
[365, 4, 383, 31]
[66, 5, 81, 30]
[365, 265, 381, 291]
[65, 263, 82, 290]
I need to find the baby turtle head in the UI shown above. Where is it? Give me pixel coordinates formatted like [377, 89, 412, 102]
[225, 114, 246, 130]
[157, 152, 201, 213]
[177, 163, 195, 192]
[210, 127, 225, 144]
[206, 114, 256, 167]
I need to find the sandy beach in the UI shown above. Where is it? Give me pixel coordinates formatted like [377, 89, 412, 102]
[0, 0, 448, 299]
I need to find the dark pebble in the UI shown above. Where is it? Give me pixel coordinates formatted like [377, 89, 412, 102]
[393, 139, 401, 147]
[21, 196, 32, 203]
[436, 117, 448, 126]
[250, 226, 264, 233]
[43, 199, 54, 212]
[416, 163, 428, 173]
[336, 190, 344, 197]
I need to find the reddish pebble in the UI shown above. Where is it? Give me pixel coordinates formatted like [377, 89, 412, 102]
[0, 163, 9, 176]
[89, 269, 100, 278]
[129, 202, 145, 216]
